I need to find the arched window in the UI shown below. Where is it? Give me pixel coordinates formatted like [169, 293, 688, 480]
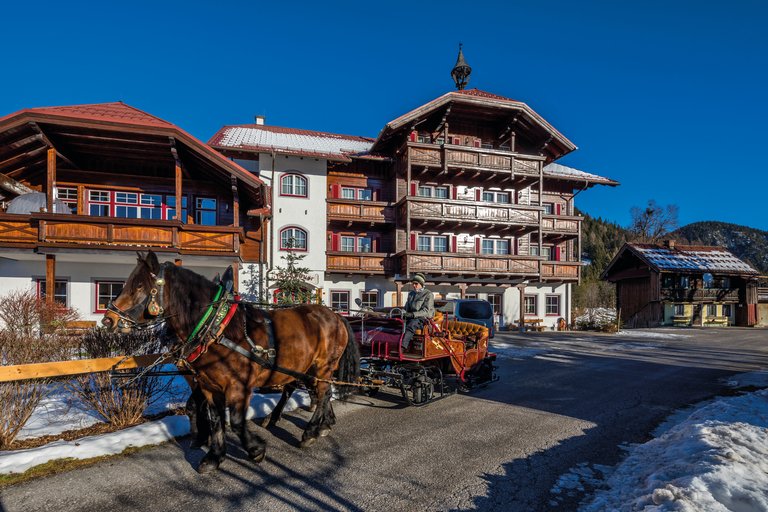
[280, 173, 308, 197]
[280, 226, 308, 250]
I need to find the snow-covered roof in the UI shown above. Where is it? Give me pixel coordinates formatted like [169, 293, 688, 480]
[543, 162, 618, 186]
[632, 244, 758, 275]
[209, 125, 375, 162]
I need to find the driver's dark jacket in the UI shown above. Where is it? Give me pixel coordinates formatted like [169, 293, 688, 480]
[404, 288, 435, 320]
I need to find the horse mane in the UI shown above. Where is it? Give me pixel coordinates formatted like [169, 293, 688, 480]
[163, 264, 219, 338]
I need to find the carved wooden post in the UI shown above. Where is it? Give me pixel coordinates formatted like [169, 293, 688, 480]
[395, 282, 403, 307]
[459, 283, 467, 299]
[516, 282, 527, 332]
[175, 163, 182, 222]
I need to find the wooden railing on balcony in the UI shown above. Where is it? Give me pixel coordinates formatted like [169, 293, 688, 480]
[327, 252, 393, 274]
[327, 200, 394, 223]
[541, 215, 580, 235]
[400, 251, 540, 276]
[408, 143, 542, 175]
[541, 261, 581, 280]
[660, 288, 740, 302]
[0, 213, 242, 254]
[406, 198, 539, 225]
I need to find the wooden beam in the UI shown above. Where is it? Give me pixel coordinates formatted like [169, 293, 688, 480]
[30, 123, 79, 170]
[0, 353, 170, 382]
[0, 134, 44, 160]
[231, 175, 240, 228]
[175, 162, 182, 221]
[46, 149, 56, 212]
[45, 254, 55, 306]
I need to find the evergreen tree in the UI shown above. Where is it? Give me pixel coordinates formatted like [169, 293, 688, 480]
[272, 237, 314, 305]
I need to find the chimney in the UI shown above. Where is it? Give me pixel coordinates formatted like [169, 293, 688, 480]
[663, 239, 676, 249]
[254, 115, 265, 126]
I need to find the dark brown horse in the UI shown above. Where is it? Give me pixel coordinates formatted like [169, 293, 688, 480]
[102, 252, 359, 473]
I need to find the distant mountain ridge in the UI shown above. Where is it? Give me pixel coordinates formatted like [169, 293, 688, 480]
[670, 221, 768, 274]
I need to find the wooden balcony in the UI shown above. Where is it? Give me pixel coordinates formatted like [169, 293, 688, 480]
[541, 214, 581, 241]
[541, 261, 581, 281]
[660, 288, 740, 302]
[408, 142, 543, 178]
[327, 200, 394, 225]
[398, 251, 540, 279]
[403, 198, 539, 235]
[0, 213, 243, 255]
[326, 252, 393, 274]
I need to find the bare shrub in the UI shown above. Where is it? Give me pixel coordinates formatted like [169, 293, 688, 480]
[68, 329, 171, 428]
[0, 290, 81, 449]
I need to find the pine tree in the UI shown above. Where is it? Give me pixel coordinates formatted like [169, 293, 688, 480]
[272, 237, 314, 305]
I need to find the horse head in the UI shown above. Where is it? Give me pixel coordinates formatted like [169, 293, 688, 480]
[101, 251, 163, 332]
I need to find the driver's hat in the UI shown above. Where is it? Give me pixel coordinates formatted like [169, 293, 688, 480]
[410, 273, 426, 285]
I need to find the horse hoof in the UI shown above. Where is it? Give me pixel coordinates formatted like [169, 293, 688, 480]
[249, 447, 267, 463]
[319, 426, 332, 437]
[197, 459, 220, 474]
[300, 437, 316, 449]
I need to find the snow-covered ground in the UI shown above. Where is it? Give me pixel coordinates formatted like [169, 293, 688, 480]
[2, 338, 768, 512]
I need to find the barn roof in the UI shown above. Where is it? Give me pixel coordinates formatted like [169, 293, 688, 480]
[604, 242, 759, 278]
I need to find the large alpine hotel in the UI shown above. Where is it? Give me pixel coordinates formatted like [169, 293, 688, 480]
[0, 52, 616, 330]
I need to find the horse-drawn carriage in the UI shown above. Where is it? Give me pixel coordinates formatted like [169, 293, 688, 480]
[348, 306, 497, 405]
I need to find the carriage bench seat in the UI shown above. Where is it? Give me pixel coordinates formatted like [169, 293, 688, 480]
[444, 320, 488, 340]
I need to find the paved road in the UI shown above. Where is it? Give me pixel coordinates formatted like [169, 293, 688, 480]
[2, 328, 767, 512]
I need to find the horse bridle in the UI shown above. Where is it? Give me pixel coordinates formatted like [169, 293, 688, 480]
[106, 263, 169, 331]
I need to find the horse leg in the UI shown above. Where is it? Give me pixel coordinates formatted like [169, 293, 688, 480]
[300, 381, 332, 448]
[186, 386, 210, 449]
[260, 383, 295, 428]
[198, 394, 227, 474]
[229, 401, 267, 463]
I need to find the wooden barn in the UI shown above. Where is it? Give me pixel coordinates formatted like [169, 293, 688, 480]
[602, 241, 760, 328]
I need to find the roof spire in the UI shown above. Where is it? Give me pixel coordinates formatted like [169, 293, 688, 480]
[451, 43, 472, 91]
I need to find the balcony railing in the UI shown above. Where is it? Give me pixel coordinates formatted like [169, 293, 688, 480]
[407, 143, 542, 175]
[541, 261, 581, 280]
[327, 252, 393, 274]
[541, 215, 580, 236]
[660, 288, 740, 302]
[0, 213, 243, 254]
[398, 251, 540, 276]
[327, 200, 394, 224]
[404, 198, 540, 227]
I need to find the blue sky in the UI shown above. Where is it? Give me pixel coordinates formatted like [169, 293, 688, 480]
[2, 1, 766, 230]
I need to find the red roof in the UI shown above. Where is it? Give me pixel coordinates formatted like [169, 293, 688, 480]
[455, 88, 517, 102]
[0, 101, 174, 129]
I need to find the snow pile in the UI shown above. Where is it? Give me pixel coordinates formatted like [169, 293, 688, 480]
[579, 388, 768, 511]
[574, 308, 617, 332]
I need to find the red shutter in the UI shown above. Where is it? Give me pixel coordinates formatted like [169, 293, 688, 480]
[556, 203, 561, 215]
[409, 131, 417, 142]
[332, 233, 340, 251]
[475, 237, 481, 254]
[453, 136, 461, 145]
[410, 183, 417, 196]
[473, 139, 481, 148]
[451, 186, 457, 200]
[451, 235, 457, 253]
[330, 184, 340, 199]
[475, 188, 482, 202]
[410, 233, 417, 250]
[554, 246, 561, 261]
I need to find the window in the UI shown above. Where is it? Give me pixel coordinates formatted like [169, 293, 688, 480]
[545, 295, 560, 316]
[37, 279, 68, 305]
[115, 192, 138, 218]
[417, 185, 449, 198]
[706, 304, 717, 316]
[339, 236, 373, 253]
[360, 290, 379, 309]
[487, 294, 503, 316]
[418, 235, 448, 252]
[140, 194, 163, 220]
[89, 190, 110, 216]
[96, 281, 123, 312]
[341, 187, 373, 200]
[482, 191, 511, 204]
[56, 187, 78, 214]
[280, 227, 308, 250]
[167, 195, 188, 222]
[341, 236, 355, 252]
[280, 174, 308, 197]
[331, 291, 350, 313]
[723, 304, 732, 317]
[481, 239, 510, 255]
[531, 246, 552, 260]
[195, 197, 216, 225]
[674, 304, 685, 316]
[524, 296, 537, 315]
[87, 190, 186, 221]
[542, 203, 554, 215]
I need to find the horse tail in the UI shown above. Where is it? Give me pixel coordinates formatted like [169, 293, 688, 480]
[335, 315, 361, 399]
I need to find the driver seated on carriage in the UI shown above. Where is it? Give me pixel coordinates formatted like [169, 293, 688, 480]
[401, 273, 435, 352]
